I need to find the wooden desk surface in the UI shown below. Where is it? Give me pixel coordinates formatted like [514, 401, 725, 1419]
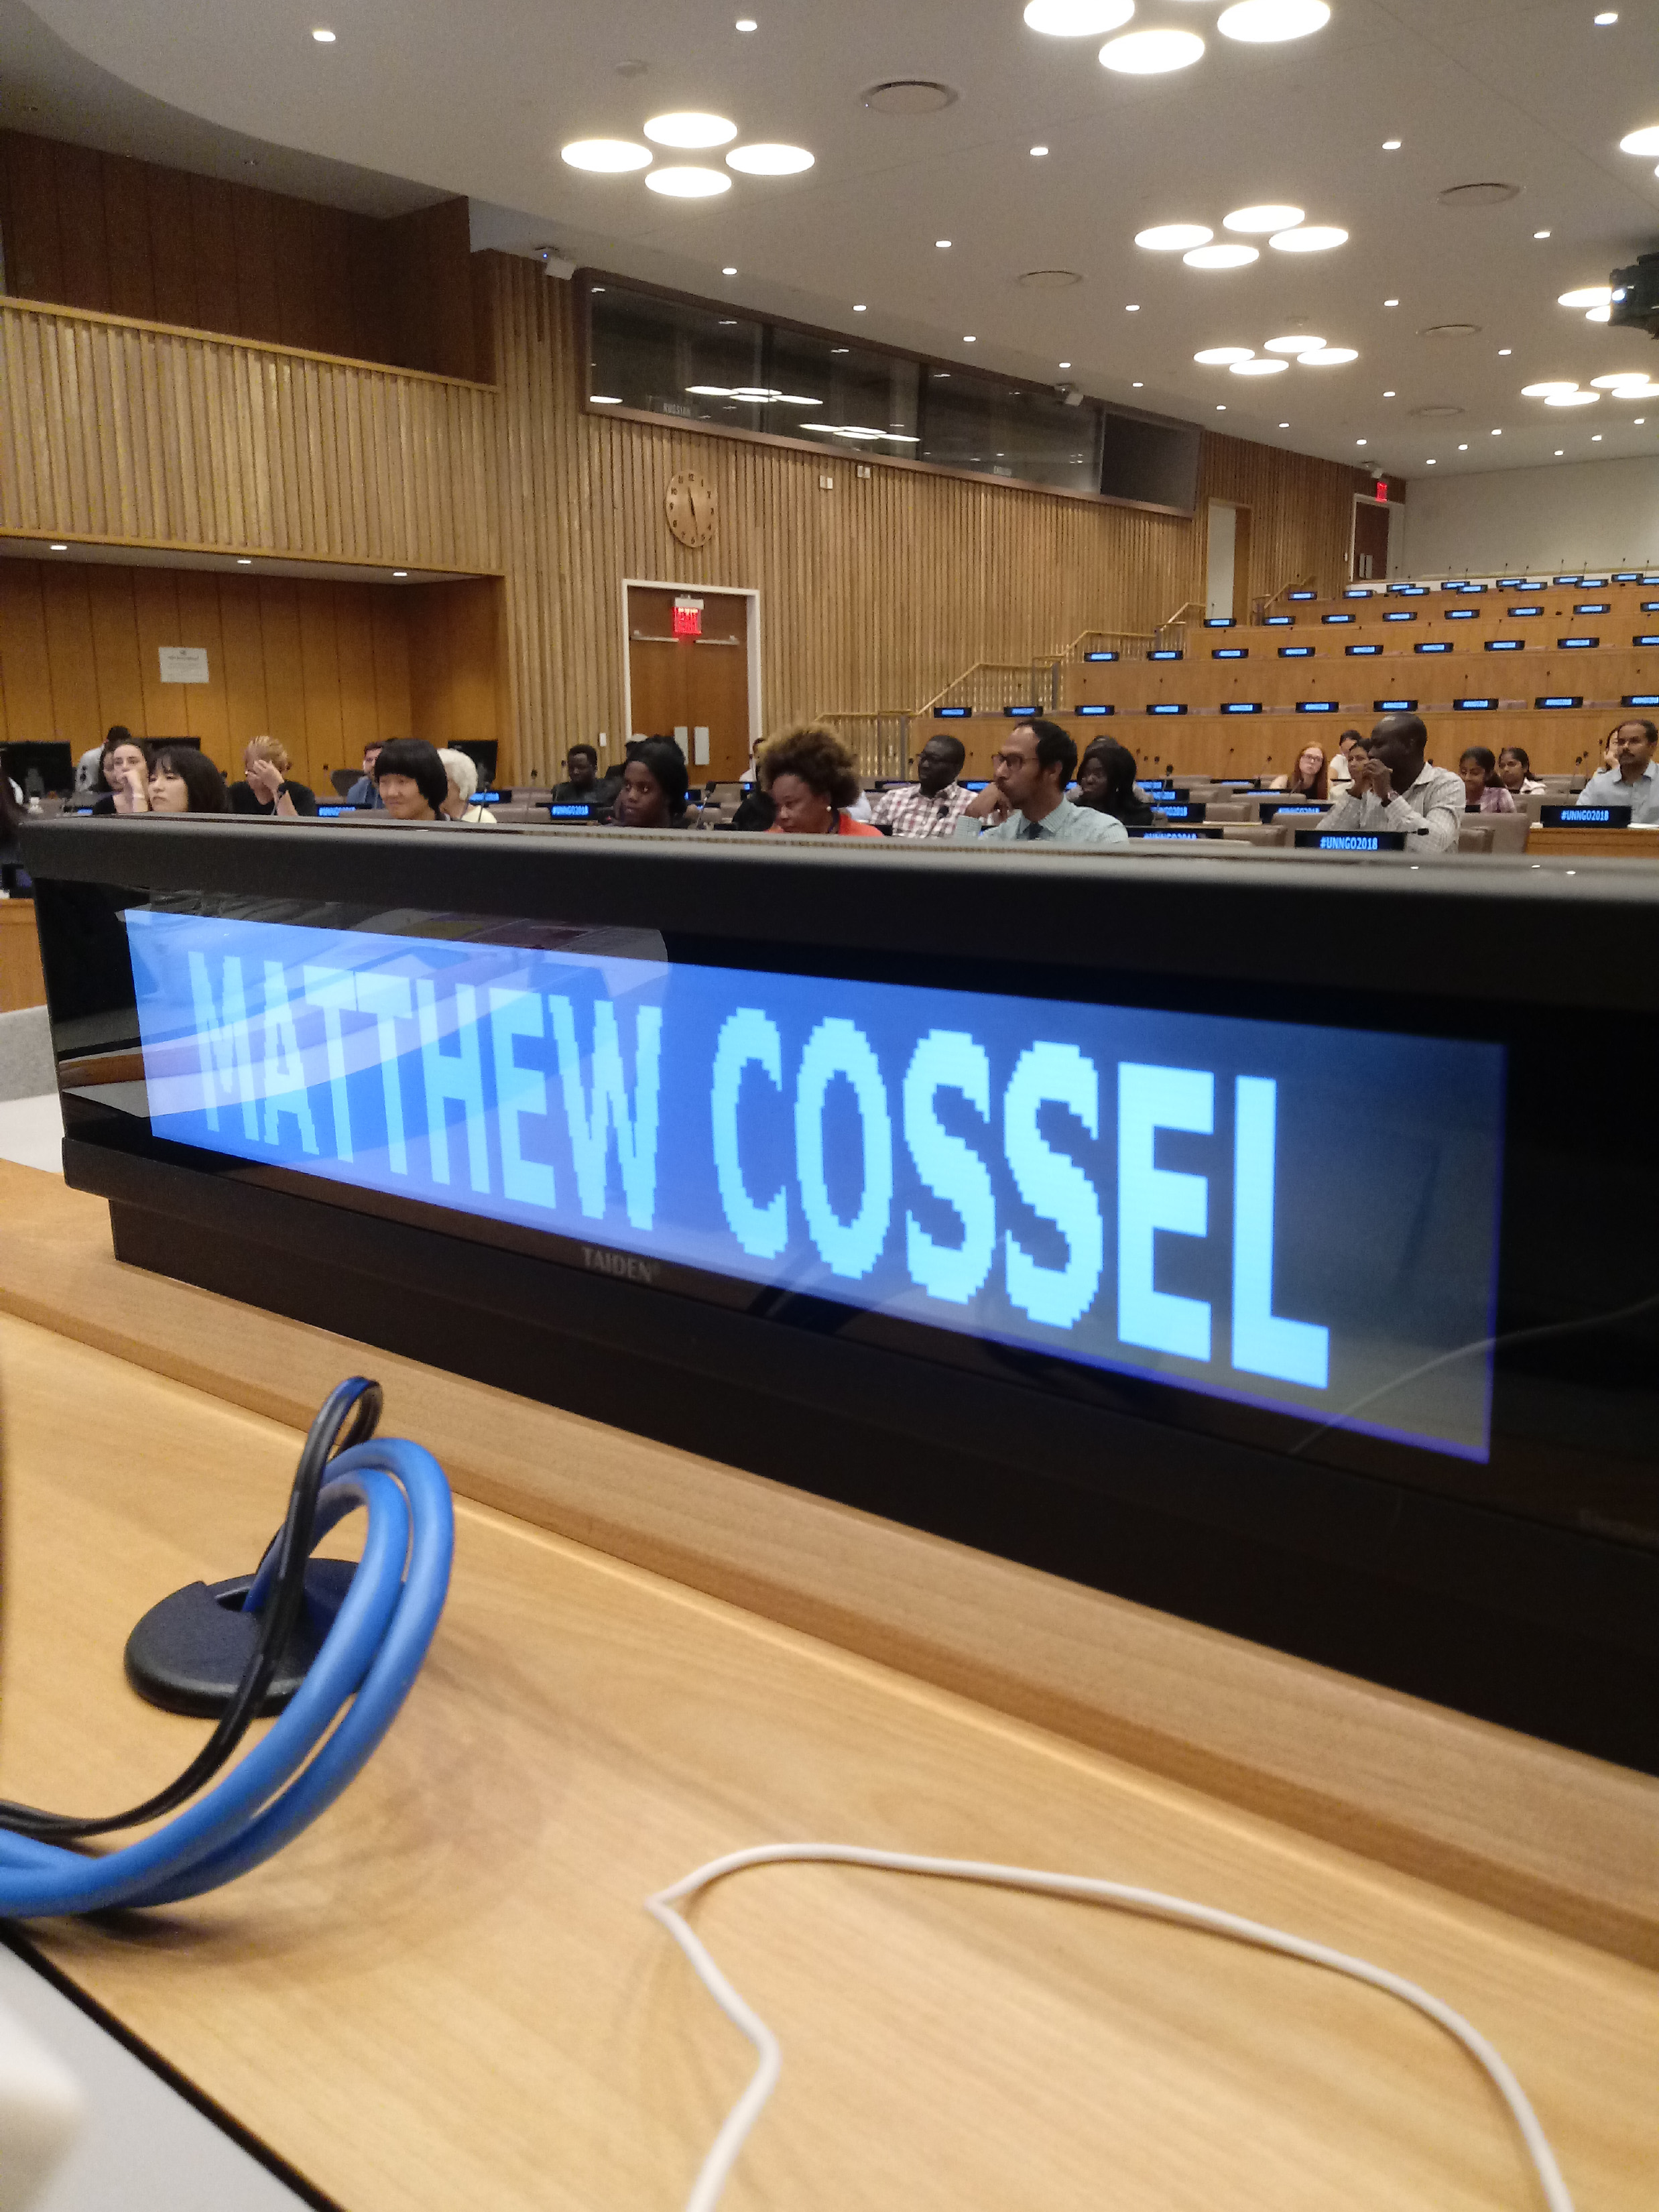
[1, 1312, 1656, 2212]
[0, 897, 46, 1011]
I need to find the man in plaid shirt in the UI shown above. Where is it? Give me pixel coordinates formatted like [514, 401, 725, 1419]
[869, 735, 975, 839]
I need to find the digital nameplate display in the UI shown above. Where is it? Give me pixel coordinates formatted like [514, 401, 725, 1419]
[1287, 589, 1316, 601]
[1535, 696, 1583, 710]
[1485, 639, 1524, 651]
[1148, 703, 1188, 715]
[548, 803, 596, 819]
[1278, 646, 1315, 658]
[1203, 617, 1235, 629]
[1453, 698, 1497, 711]
[1346, 643, 1382, 656]
[1394, 585, 1428, 597]
[1540, 805, 1630, 826]
[1575, 602, 1611, 615]
[1557, 637, 1598, 649]
[1155, 802, 1206, 820]
[1507, 606, 1542, 617]
[936, 705, 972, 718]
[1416, 641, 1453, 654]
[1266, 616, 1294, 627]
[1135, 828, 1223, 841]
[1295, 700, 1338, 713]
[1633, 635, 1659, 649]
[1384, 612, 1418, 623]
[1213, 648, 1249, 660]
[124, 909, 1506, 1461]
[1446, 609, 1479, 621]
[1221, 702, 1262, 714]
[1077, 703, 1114, 716]
[1624, 692, 1659, 707]
[1149, 650, 1184, 662]
[1003, 704, 1040, 717]
[1296, 831, 1409, 852]
[1322, 614, 1355, 625]
[1262, 802, 1325, 818]
[1083, 650, 1119, 662]
[1374, 698, 1417, 711]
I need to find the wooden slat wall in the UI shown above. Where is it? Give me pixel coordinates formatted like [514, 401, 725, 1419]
[486, 256, 1372, 767]
[0, 299, 501, 572]
[0, 556, 420, 794]
[0, 132, 480, 379]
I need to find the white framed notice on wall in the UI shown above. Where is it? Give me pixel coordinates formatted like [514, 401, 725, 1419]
[158, 647, 209, 684]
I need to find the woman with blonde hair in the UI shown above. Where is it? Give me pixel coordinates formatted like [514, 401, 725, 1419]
[229, 735, 317, 818]
[757, 721, 883, 837]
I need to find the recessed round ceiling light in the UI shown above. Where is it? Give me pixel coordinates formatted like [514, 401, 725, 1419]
[1264, 333, 1324, 353]
[1383, 389, 1396, 396]
[1223, 204, 1304, 233]
[1194, 346, 1255, 364]
[1355, 438, 1367, 446]
[1521, 381, 1581, 396]
[311, 26, 336, 42]
[723, 265, 738, 275]
[729, 385, 782, 400]
[736, 15, 757, 28]
[1030, 144, 1049, 156]
[645, 166, 733, 196]
[853, 302, 866, 311]
[1231, 357, 1290, 375]
[1100, 27, 1205, 72]
[562, 139, 653, 172]
[1544, 389, 1600, 406]
[1059, 360, 1071, 367]
[686, 384, 732, 395]
[1585, 304, 1613, 322]
[727, 143, 814, 174]
[1023, 0, 1133, 32]
[1458, 443, 1468, 450]
[1297, 347, 1358, 364]
[1617, 125, 1659, 156]
[1533, 229, 1551, 239]
[1135, 223, 1213, 251]
[1184, 243, 1259, 268]
[1595, 11, 1618, 21]
[1384, 298, 1400, 306]
[936, 239, 950, 248]
[1558, 286, 1612, 306]
[1609, 382, 1659, 398]
[1217, 0, 1330, 40]
[1382, 139, 1401, 150]
[1270, 225, 1347, 252]
[1589, 371, 1650, 387]
[963, 334, 977, 342]
[644, 112, 737, 148]
[1125, 302, 1140, 311]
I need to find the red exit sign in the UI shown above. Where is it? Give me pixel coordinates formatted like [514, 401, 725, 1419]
[673, 597, 702, 638]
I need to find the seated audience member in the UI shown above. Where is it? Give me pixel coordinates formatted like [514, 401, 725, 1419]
[1327, 730, 1361, 800]
[871, 735, 974, 837]
[975, 720, 1127, 846]
[1459, 746, 1516, 813]
[73, 742, 105, 797]
[1321, 715, 1465, 853]
[552, 745, 603, 806]
[1496, 745, 1545, 798]
[1575, 718, 1659, 823]
[438, 748, 499, 826]
[1075, 739, 1154, 827]
[372, 737, 450, 822]
[1270, 743, 1329, 798]
[612, 735, 690, 827]
[89, 733, 151, 814]
[229, 735, 318, 818]
[108, 744, 230, 814]
[759, 722, 884, 837]
[343, 742, 385, 808]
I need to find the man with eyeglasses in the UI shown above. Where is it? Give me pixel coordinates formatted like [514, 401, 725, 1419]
[970, 720, 1128, 846]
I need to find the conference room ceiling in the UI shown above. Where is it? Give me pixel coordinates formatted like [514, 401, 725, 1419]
[9, 0, 1659, 482]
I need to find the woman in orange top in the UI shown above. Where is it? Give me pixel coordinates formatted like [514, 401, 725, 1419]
[761, 721, 885, 837]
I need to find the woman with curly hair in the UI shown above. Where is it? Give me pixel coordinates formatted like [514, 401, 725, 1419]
[757, 721, 883, 837]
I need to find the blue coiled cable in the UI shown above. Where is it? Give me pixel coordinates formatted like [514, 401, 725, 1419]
[0, 1383, 452, 1918]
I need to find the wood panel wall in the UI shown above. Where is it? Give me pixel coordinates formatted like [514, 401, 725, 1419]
[485, 255, 1373, 771]
[0, 298, 501, 572]
[0, 132, 481, 379]
[0, 558, 505, 795]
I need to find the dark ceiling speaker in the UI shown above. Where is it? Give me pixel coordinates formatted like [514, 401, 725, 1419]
[862, 80, 958, 114]
[1436, 182, 1522, 206]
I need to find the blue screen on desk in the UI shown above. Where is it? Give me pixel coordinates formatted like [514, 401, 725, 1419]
[123, 908, 1506, 1460]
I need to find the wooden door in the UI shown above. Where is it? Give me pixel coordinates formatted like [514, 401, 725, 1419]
[1353, 498, 1390, 581]
[625, 587, 752, 780]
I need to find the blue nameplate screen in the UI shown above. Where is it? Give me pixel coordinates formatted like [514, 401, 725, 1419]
[125, 909, 1505, 1460]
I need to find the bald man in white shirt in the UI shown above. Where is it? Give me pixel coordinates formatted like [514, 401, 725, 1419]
[1320, 714, 1466, 854]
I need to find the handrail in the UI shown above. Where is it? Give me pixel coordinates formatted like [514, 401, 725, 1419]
[1254, 572, 1316, 617]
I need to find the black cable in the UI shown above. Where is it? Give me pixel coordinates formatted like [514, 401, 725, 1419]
[0, 1376, 382, 1842]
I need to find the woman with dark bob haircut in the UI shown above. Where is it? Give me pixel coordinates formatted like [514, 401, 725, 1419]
[757, 720, 883, 837]
[372, 737, 450, 822]
[612, 735, 690, 827]
[111, 744, 230, 814]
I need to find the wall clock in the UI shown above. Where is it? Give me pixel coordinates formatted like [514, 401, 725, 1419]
[666, 470, 717, 549]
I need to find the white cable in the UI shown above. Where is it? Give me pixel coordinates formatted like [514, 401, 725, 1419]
[646, 1842, 1575, 2212]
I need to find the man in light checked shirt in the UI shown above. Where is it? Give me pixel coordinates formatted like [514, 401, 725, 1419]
[869, 735, 975, 839]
